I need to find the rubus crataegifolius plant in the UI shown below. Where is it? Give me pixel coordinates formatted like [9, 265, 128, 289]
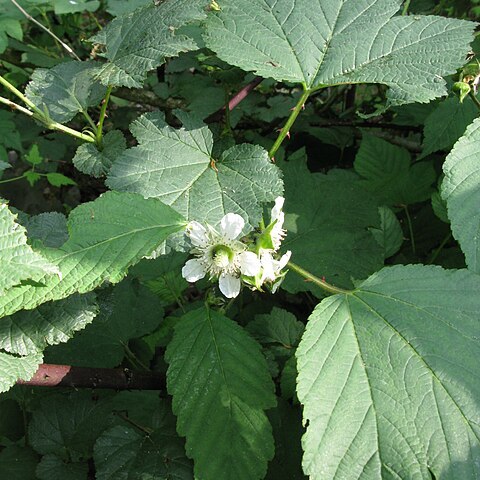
[0, 0, 479, 479]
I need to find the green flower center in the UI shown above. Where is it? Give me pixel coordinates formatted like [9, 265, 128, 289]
[211, 244, 234, 268]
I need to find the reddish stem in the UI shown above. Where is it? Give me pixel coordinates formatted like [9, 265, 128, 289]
[16, 364, 165, 390]
[206, 77, 263, 122]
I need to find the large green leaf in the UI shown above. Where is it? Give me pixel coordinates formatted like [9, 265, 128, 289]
[0, 351, 42, 393]
[442, 117, 480, 274]
[36, 455, 88, 480]
[73, 130, 126, 178]
[280, 153, 383, 294]
[0, 191, 185, 318]
[107, 112, 283, 231]
[90, 0, 207, 87]
[204, 0, 474, 105]
[46, 279, 163, 368]
[0, 203, 60, 296]
[166, 307, 276, 480]
[94, 426, 192, 480]
[421, 96, 478, 158]
[0, 446, 39, 480]
[25, 61, 106, 123]
[29, 391, 113, 459]
[0, 294, 98, 356]
[297, 265, 480, 479]
[354, 134, 435, 205]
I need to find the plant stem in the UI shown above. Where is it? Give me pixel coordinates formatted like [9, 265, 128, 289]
[401, 0, 411, 15]
[287, 261, 351, 295]
[96, 85, 113, 146]
[402, 205, 416, 255]
[268, 88, 310, 159]
[82, 110, 98, 133]
[428, 233, 452, 264]
[469, 91, 480, 112]
[124, 344, 150, 372]
[0, 96, 33, 116]
[10, 0, 81, 61]
[0, 175, 26, 185]
[0, 74, 41, 113]
[48, 121, 96, 142]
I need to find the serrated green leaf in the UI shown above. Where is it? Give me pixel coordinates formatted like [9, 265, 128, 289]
[45, 279, 163, 368]
[90, 1, 208, 88]
[421, 96, 478, 158]
[0, 203, 60, 296]
[0, 110, 21, 151]
[107, 112, 283, 231]
[204, 0, 474, 105]
[297, 265, 480, 479]
[0, 294, 98, 356]
[166, 307, 276, 480]
[0, 17, 22, 54]
[46, 172, 76, 187]
[431, 190, 449, 224]
[442, 116, 480, 273]
[25, 61, 106, 123]
[25, 212, 68, 248]
[36, 454, 88, 480]
[247, 307, 304, 348]
[0, 191, 185, 318]
[24, 144, 42, 165]
[354, 134, 435, 205]
[94, 425, 193, 480]
[0, 351, 42, 393]
[73, 130, 126, 178]
[29, 391, 113, 459]
[0, 446, 39, 480]
[280, 155, 383, 294]
[369, 206, 403, 258]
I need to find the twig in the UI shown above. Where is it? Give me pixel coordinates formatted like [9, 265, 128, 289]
[0, 95, 34, 116]
[206, 77, 263, 123]
[96, 85, 113, 146]
[16, 364, 166, 390]
[10, 0, 81, 61]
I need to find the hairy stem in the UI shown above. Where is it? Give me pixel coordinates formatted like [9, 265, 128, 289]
[269, 88, 310, 159]
[401, 0, 411, 15]
[10, 0, 81, 61]
[96, 85, 113, 146]
[287, 261, 351, 295]
[0, 95, 34, 116]
[0, 74, 41, 113]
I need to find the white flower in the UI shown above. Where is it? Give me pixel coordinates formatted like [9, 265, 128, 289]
[182, 213, 261, 298]
[260, 250, 291, 284]
[269, 197, 286, 251]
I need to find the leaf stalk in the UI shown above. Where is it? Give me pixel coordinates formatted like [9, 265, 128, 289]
[287, 261, 351, 295]
[268, 88, 310, 159]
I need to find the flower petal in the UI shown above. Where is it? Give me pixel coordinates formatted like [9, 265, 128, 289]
[219, 273, 241, 298]
[271, 197, 285, 222]
[220, 213, 245, 240]
[238, 251, 261, 276]
[182, 259, 206, 282]
[186, 221, 209, 246]
[260, 252, 276, 282]
[277, 250, 291, 270]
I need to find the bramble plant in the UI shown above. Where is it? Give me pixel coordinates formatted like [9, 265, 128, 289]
[0, 0, 479, 479]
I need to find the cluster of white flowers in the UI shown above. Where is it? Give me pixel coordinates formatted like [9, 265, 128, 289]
[181, 197, 291, 298]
